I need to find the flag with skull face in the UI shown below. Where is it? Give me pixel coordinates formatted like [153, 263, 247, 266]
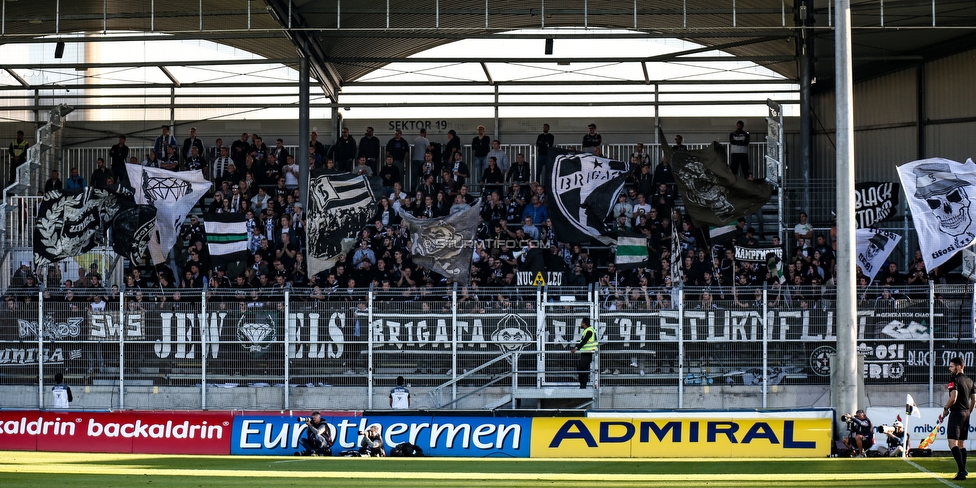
[897, 158, 976, 271]
[854, 228, 902, 284]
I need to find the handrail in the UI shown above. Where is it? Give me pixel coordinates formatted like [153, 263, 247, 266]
[428, 349, 522, 409]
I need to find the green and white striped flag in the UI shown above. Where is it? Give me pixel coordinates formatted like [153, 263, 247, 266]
[615, 235, 648, 269]
[767, 253, 785, 284]
[204, 212, 248, 267]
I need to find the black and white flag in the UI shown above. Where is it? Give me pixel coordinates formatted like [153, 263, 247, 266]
[307, 173, 377, 275]
[111, 203, 157, 263]
[734, 246, 783, 262]
[897, 157, 976, 271]
[126, 164, 211, 264]
[659, 128, 773, 226]
[855, 228, 902, 284]
[854, 181, 899, 228]
[34, 188, 121, 267]
[545, 149, 634, 244]
[204, 212, 249, 267]
[400, 203, 481, 283]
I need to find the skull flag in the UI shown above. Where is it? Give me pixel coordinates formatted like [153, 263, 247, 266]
[854, 228, 902, 284]
[400, 202, 482, 284]
[897, 158, 976, 271]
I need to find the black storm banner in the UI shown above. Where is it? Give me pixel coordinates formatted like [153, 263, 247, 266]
[854, 181, 899, 228]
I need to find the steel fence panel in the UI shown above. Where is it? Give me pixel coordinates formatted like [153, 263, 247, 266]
[0, 295, 42, 408]
[599, 291, 681, 387]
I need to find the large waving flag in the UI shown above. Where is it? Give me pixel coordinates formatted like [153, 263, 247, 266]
[204, 212, 249, 267]
[659, 127, 772, 226]
[855, 228, 902, 284]
[126, 164, 211, 264]
[545, 149, 634, 245]
[33, 188, 121, 267]
[400, 203, 481, 284]
[897, 158, 976, 271]
[306, 172, 377, 276]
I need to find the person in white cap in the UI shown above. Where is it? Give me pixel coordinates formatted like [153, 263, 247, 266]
[877, 420, 907, 457]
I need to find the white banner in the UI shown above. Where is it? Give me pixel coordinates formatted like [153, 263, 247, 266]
[126, 164, 211, 264]
[734, 246, 783, 262]
[897, 158, 976, 271]
[866, 406, 976, 451]
[855, 228, 902, 283]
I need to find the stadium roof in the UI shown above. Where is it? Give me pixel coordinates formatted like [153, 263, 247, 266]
[1, 0, 975, 99]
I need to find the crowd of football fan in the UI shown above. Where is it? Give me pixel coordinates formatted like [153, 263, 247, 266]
[8, 121, 939, 308]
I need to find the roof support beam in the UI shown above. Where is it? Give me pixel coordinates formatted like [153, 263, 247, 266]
[265, 0, 339, 100]
[158, 66, 181, 88]
[4, 68, 29, 87]
[480, 62, 494, 85]
[325, 55, 794, 63]
[1, 58, 302, 70]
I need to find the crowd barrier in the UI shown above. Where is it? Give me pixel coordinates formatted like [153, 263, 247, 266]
[0, 409, 832, 458]
[0, 284, 972, 411]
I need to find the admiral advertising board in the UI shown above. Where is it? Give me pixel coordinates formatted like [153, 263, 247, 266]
[534, 411, 832, 458]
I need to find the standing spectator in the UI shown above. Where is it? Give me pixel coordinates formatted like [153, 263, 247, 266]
[631, 142, 651, 166]
[536, 123, 554, 170]
[358, 126, 381, 172]
[444, 129, 461, 167]
[8, 130, 29, 183]
[447, 151, 469, 187]
[793, 211, 813, 242]
[160, 145, 180, 171]
[487, 139, 509, 173]
[633, 162, 653, 198]
[269, 138, 289, 167]
[210, 137, 225, 161]
[471, 125, 491, 183]
[329, 127, 358, 171]
[570, 317, 598, 389]
[181, 126, 205, 162]
[582, 123, 602, 153]
[282, 155, 300, 190]
[507, 153, 531, 184]
[90, 158, 111, 187]
[185, 146, 207, 173]
[390, 376, 410, 409]
[729, 120, 751, 178]
[248, 135, 269, 164]
[230, 132, 250, 166]
[64, 167, 86, 190]
[212, 146, 233, 181]
[672, 134, 688, 151]
[379, 156, 402, 195]
[411, 128, 431, 185]
[153, 125, 177, 157]
[43, 170, 62, 192]
[310, 131, 328, 161]
[386, 129, 410, 176]
[51, 372, 73, 409]
[108, 134, 129, 178]
[651, 156, 675, 195]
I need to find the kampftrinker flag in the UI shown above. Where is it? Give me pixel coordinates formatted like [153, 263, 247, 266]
[896, 157, 976, 271]
[855, 228, 902, 284]
[659, 127, 773, 226]
[126, 163, 211, 264]
[615, 236, 648, 269]
[400, 203, 481, 284]
[545, 149, 634, 245]
[307, 172, 377, 276]
[34, 188, 121, 267]
[204, 212, 249, 267]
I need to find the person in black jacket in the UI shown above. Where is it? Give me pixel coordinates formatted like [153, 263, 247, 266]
[943, 357, 975, 479]
[841, 409, 874, 457]
[329, 127, 358, 171]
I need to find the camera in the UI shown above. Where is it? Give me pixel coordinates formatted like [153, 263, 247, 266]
[876, 424, 895, 435]
[297, 416, 313, 422]
[841, 414, 852, 423]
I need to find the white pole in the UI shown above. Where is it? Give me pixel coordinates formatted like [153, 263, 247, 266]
[677, 288, 684, 409]
[119, 288, 125, 409]
[37, 290, 44, 409]
[762, 287, 768, 408]
[928, 281, 935, 406]
[200, 290, 207, 410]
[834, 0, 859, 429]
[367, 287, 374, 410]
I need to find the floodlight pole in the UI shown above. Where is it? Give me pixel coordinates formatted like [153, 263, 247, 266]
[298, 54, 311, 209]
[833, 0, 859, 434]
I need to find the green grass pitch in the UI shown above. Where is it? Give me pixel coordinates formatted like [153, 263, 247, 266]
[0, 451, 969, 487]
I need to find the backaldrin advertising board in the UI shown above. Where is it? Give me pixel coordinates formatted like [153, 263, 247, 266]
[0, 410, 232, 454]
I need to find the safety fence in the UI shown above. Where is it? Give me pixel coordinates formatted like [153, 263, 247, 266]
[0, 283, 970, 411]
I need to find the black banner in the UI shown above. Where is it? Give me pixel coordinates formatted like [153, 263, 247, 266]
[854, 181, 899, 228]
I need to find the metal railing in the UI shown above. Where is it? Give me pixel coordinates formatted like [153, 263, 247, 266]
[0, 283, 969, 411]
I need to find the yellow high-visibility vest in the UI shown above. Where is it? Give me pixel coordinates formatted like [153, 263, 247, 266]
[579, 325, 598, 352]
